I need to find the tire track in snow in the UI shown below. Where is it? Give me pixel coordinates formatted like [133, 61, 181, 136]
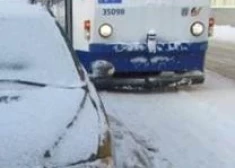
[100, 71, 235, 168]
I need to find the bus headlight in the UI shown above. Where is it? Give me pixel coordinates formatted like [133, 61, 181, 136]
[191, 22, 205, 36]
[99, 24, 113, 38]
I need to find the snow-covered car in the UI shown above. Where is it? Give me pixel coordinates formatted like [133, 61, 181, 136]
[0, 1, 113, 168]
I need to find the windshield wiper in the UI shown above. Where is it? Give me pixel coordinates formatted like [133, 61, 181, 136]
[0, 79, 47, 87]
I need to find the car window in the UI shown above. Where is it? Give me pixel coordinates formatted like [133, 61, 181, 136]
[0, 1, 82, 87]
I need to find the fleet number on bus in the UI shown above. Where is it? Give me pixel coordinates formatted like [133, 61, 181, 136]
[102, 8, 125, 16]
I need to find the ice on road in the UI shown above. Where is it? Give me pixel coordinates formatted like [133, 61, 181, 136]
[101, 71, 235, 168]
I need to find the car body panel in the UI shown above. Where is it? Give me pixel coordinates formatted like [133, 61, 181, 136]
[0, 1, 112, 167]
[0, 86, 101, 167]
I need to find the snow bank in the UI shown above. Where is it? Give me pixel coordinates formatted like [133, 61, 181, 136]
[213, 25, 235, 43]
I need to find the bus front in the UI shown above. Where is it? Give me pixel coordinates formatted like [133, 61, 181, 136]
[77, 0, 211, 88]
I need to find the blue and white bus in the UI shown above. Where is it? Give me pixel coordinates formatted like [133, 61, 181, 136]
[48, 0, 214, 88]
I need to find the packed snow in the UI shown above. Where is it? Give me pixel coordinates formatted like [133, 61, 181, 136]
[101, 70, 235, 168]
[213, 25, 235, 43]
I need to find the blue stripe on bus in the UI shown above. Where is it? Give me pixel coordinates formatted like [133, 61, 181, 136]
[75, 42, 208, 73]
[89, 42, 208, 53]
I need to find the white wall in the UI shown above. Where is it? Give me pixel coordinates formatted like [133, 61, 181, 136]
[211, 0, 235, 8]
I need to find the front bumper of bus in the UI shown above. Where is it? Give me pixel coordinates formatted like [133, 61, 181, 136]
[91, 70, 205, 89]
[76, 41, 208, 88]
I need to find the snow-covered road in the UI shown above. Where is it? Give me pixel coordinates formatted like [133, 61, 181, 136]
[207, 26, 235, 80]
[100, 25, 235, 168]
[101, 70, 235, 168]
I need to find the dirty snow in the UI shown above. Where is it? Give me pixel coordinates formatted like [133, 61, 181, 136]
[101, 70, 235, 168]
[213, 25, 235, 43]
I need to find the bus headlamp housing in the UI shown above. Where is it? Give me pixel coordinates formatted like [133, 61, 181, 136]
[191, 22, 205, 36]
[99, 24, 113, 38]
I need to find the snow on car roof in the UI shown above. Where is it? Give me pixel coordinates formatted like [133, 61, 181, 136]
[0, 1, 82, 87]
[0, 0, 42, 16]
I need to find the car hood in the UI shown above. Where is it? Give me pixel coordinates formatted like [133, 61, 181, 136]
[0, 86, 107, 168]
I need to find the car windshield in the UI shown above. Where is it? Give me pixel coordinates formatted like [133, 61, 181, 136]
[0, 1, 82, 88]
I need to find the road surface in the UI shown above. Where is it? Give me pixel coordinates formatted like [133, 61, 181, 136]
[101, 10, 235, 168]
[207, 40, 235, 80]
[101, 38, 235, 168]
[212, 9, 235, 26]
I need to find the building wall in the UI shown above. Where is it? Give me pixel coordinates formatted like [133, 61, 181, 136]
[211, 0, 235, 8]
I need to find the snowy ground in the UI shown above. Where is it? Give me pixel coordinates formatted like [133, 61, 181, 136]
[213, 25, 235, 43]
[101, 25, 235, 168]
[102, 25, 235, 167]
[101, 70, 235, 168]
[207, 25, 235, 80]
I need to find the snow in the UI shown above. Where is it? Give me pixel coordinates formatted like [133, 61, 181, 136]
[131, 57, 148, 64]
[2, 1, 235, 168]
[101, 70, 235, 168]
[0, 0, 82, 87]
[85, 73, 110, 144]
[113, 43, 146, 52]
[0, 1, 110, 168]
[0, 87, 101, 168]
[150, 56, 172, 63]
[213, 25, 235, 43]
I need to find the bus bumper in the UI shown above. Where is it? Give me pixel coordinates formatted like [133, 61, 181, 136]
[76, 41, 208, 88]
[91, 70, 205, 89]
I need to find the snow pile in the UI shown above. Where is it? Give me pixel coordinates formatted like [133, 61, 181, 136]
[213, 25, 235, 43]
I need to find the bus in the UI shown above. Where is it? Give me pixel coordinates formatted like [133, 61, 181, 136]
[48, 0, 214, 88]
